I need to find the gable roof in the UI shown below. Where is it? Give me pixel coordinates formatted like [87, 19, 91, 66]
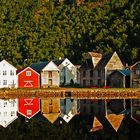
[130, 61, 140, 70]
[95, 52, 123, 69]
[30, 62, 48, 73]
[17, 67, 40, 76]
[80, 59, 94, 69]
[52, 59, 65, 66]
[88, 52, 102, 58]
[42, 113, 60, 123]
[95, 53, 113, 69]
[0, 60, 17, 70]
[0, 116, 18, 128]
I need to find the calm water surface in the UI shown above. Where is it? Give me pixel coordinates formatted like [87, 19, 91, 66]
[0, 98, 140, 140]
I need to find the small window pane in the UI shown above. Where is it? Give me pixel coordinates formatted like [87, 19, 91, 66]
[26, 71, 31, 76]
[3, 70, 7, 75]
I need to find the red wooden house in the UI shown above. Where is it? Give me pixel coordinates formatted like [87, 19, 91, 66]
[17, 67, 40, 88]
[18, 98, 40, 119]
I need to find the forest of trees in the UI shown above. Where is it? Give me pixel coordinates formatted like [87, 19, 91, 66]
[0, 0, 140, 67]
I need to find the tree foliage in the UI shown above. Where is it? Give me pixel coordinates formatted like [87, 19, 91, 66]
[0, 0, 140, 67]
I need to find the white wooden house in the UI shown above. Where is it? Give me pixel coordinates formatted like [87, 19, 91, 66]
[0, 60, 18, 88]
[53, 58, 78, 85]
[0, 99, 18, 127]
[30, 61, 60, 87]
[60, 99, 80, 123]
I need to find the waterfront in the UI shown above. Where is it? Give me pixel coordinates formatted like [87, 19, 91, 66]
[0, 88, 140, 99]
[0, 96, 139, 140]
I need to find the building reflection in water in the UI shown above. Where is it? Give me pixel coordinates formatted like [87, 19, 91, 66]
[0, 97, 139, 132]
[0, 99, 18, 127]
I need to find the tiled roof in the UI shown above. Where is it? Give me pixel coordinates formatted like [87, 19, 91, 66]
[30, 62, 48, 73]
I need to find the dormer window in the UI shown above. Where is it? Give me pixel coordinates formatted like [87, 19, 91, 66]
[26, 71, 31, 76]
[3, 70, 7, 75]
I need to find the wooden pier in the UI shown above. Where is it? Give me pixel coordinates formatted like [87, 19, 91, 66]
[0, 88, 140, 99]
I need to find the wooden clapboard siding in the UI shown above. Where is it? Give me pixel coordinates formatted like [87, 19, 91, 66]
[41, 99, 60, 123]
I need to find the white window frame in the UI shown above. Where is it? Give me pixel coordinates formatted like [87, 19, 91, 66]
[136, 70, 140, 75]
[3, 80, 7, 85]
[3, 70, 7, 76]
[26, 71, 31, 76]
[10, 70, 14, 76]
[11, 111, 15, 116]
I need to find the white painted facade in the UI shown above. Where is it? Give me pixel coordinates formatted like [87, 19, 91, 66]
[0, 60, 18, 88]
[41, 61, 60, 86]
[57, 58, 78, 85]
[0, 99, 18, 127]
[60, 99, 80, 123]
[42, 61, 60, 71]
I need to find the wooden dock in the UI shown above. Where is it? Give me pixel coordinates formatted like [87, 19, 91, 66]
[0, 88, 140, 99]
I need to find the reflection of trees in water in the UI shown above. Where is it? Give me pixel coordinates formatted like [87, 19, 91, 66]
[0, 115, 140, 140]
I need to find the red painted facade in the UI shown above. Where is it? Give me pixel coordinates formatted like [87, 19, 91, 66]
[17, 67, 40, 88]
[18, 98, 40, 119]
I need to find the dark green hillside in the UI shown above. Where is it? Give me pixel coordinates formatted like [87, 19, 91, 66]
[0, 0, 140, 67]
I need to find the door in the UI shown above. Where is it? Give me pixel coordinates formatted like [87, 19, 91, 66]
[48, 79, 52, 86]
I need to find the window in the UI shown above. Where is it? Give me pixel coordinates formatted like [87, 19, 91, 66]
[83, 100, 86, 104]
[136, 70, 140, 75]
[26, 71, 31, 76]
[90, 70, 93, 77]
[4, 102, 7, 107]
[98, 70, 101, 77]
[49, 99, 53, 105]
[83, 80, 86, 86]
[49, 106, 53, 113]
[27, 110, 32, 115]
[11, 101, 15, 107]
[48, 71, 52, 78]
[90, 80, 93, 86]
[4, 112, 7, 116]
[90, 106, 94, 113]
[10, 70, 14, 76]
[3, 70, 7, 75]
[3, 80, 7, 85]
[11, 111, 15, 116]
[83, 71, 86, 77]
[83, 106, 86, 113]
